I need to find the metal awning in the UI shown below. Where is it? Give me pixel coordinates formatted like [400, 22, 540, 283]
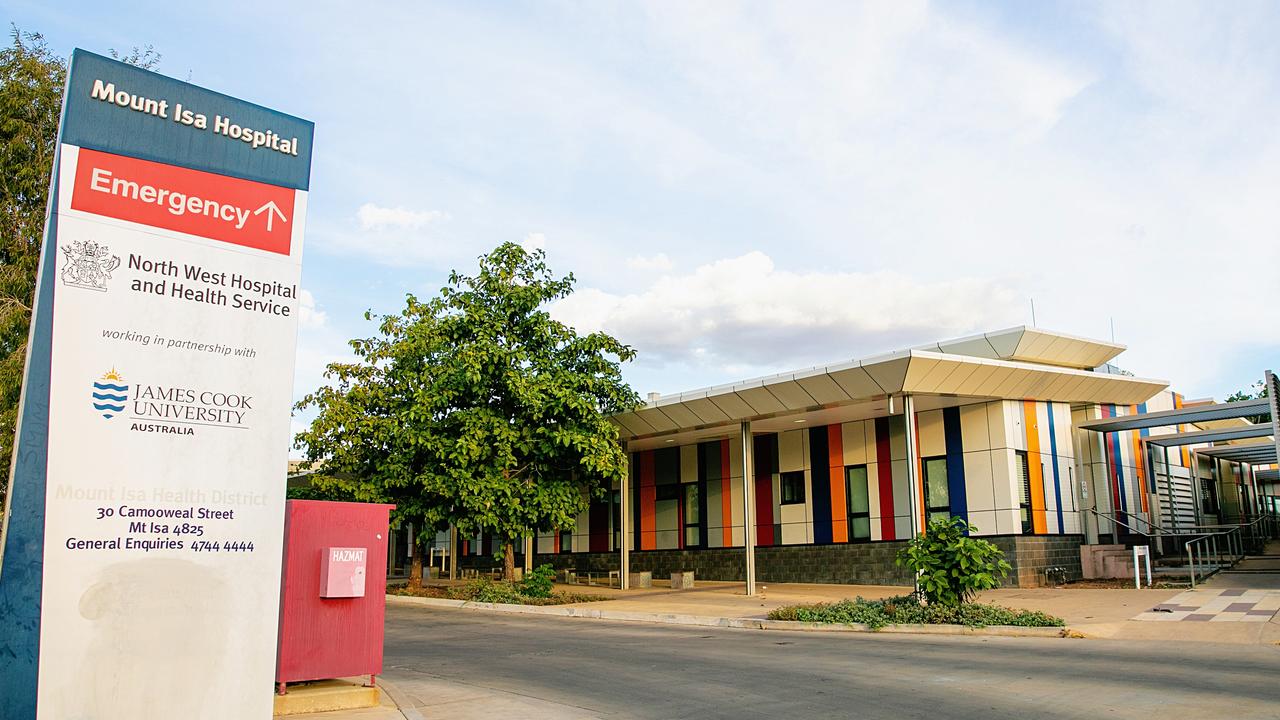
[1196, 441, 1278, 464]
[613, 333, 1168, 447]
[1143, 424, 1276, 448]
[1258, 469, 1279, 483]
[1077, 398, 1271, 432]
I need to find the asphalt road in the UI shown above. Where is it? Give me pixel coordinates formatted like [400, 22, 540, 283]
[382, 605, 1280, 719]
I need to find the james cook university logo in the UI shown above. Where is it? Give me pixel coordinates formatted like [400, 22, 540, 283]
[93, 368, 128, 419]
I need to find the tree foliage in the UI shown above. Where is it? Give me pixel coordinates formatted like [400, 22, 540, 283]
[0, 29, 65, 506]
[0, 30, 161, 511]
[895, 517, 1011, 607]
[1225, 380, 1270, 424]
[295, 243, 639, 579]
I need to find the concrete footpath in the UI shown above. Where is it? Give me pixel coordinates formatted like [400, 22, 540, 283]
[383, 578, 1280, 644]
[305, 578, 1280, 719]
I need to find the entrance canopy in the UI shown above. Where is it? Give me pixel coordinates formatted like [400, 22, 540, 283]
[612, 326, 1167, 450]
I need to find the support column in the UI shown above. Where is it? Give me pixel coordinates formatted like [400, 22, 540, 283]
[1252, 466, 1261, 518]
[1190, 449, 1202, 527]
[448, 524, 458, 580]
[1082, 463, 1099, 545]
[620, 447, 630, 590]
[1163, 445, 1178, 534]
[740, 421, 756, 596]
[524, 534, 533, 575]
[1102, 430, 1119, 544]
[902, 394, 922, 538]
[1267, 370, 1280, 502]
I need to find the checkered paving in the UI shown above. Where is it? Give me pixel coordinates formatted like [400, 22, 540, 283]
[1132, 589, 1280, 622]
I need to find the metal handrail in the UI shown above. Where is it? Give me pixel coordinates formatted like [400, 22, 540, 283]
[1189, 515, 1279, 554]
[1186, 527, 1244, 588]
[1090, 508, 1278, 549]
[1086, 508, 1162, 539]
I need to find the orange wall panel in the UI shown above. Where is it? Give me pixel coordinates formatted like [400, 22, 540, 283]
[1022, 401, 1048, 534]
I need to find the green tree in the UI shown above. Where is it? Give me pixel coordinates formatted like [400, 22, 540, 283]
[295, 243, 639, 583]
[896, 517, 1011, 607]
[1226, 380, 1269, 424]
[0, 30, 159, 510]
[0, 29, 66, 508]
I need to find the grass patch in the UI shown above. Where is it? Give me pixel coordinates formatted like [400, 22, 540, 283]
[388, 578, 609, 606]
[767, 595, 1065, 630]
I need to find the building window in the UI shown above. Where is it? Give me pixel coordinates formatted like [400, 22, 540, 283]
[559, 528, 572, 553]
[684, 483, 702, 547]
[655, 483, 679, 501]
[1016, 450, 1033, 534]
[1201, 478, 1219, 516]
[780, 471, 806, 505]
[611, 489, 621, 551]
[922, 456, 951, 523]
[845, 465, 871, 542]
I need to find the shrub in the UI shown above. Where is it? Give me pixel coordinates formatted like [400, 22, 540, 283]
[519, 564, 556, 599]
[895, 516, 1011, 607]
[448, 578, 525, 604]
[766, 596, 1063, 629]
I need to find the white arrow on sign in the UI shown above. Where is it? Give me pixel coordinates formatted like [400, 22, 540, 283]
[254, 200, 288, 232]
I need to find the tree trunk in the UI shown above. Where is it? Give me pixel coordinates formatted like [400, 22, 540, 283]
[503, 540, 516, 582]
[409, 540, 424, 590]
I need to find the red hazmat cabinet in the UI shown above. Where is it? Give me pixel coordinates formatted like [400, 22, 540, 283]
[276, 500, 395, 689]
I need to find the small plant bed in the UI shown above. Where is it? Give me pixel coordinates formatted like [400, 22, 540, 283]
[1061, 578, 1190, 590]
[388, 564, 610, 605]
[768, 516, 1061, 630]
[768, 595, 1065, 630]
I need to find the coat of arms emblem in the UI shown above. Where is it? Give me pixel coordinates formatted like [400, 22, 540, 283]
[61, 240, 121, 292]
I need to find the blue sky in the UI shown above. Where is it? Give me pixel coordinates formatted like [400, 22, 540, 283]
[10, 1, 1279, 442]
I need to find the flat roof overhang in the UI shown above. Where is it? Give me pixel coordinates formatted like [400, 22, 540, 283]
[1077, 398, 1270, 433]
[613, 349, 1168, 451]
[916, 326, 1126, 369]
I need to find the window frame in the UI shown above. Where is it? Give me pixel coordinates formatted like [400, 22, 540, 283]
[780, 470, 806, 505]
[1016, 449, 1034, 534]
[683, 482, 703, 548]
[845, 464, 871, 543]
[921, 454, 951, 523]
[654, 483, 680, 502]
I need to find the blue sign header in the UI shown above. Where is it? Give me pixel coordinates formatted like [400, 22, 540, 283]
[62, 50, 314, 190]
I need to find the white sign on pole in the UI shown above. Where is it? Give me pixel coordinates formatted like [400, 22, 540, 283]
[0, 50, 313, 719]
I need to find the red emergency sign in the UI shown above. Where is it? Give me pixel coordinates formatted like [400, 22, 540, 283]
[71, 147, 296, 255]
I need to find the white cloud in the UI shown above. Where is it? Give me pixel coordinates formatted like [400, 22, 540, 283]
[356, 202, 448, 231]
[297, 289, 328, 329]
[626, 253, 673, 272]
[317, 203, 461, 267]
[552, 251, 1020, 371]
[266, 2, 1280, 399]
[520, 232, 547, 252]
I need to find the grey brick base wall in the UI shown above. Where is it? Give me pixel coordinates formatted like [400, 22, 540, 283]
[989, 535, 1085, 587]
[460, 534, 1084, 588]
[533, 543, 917, 586]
